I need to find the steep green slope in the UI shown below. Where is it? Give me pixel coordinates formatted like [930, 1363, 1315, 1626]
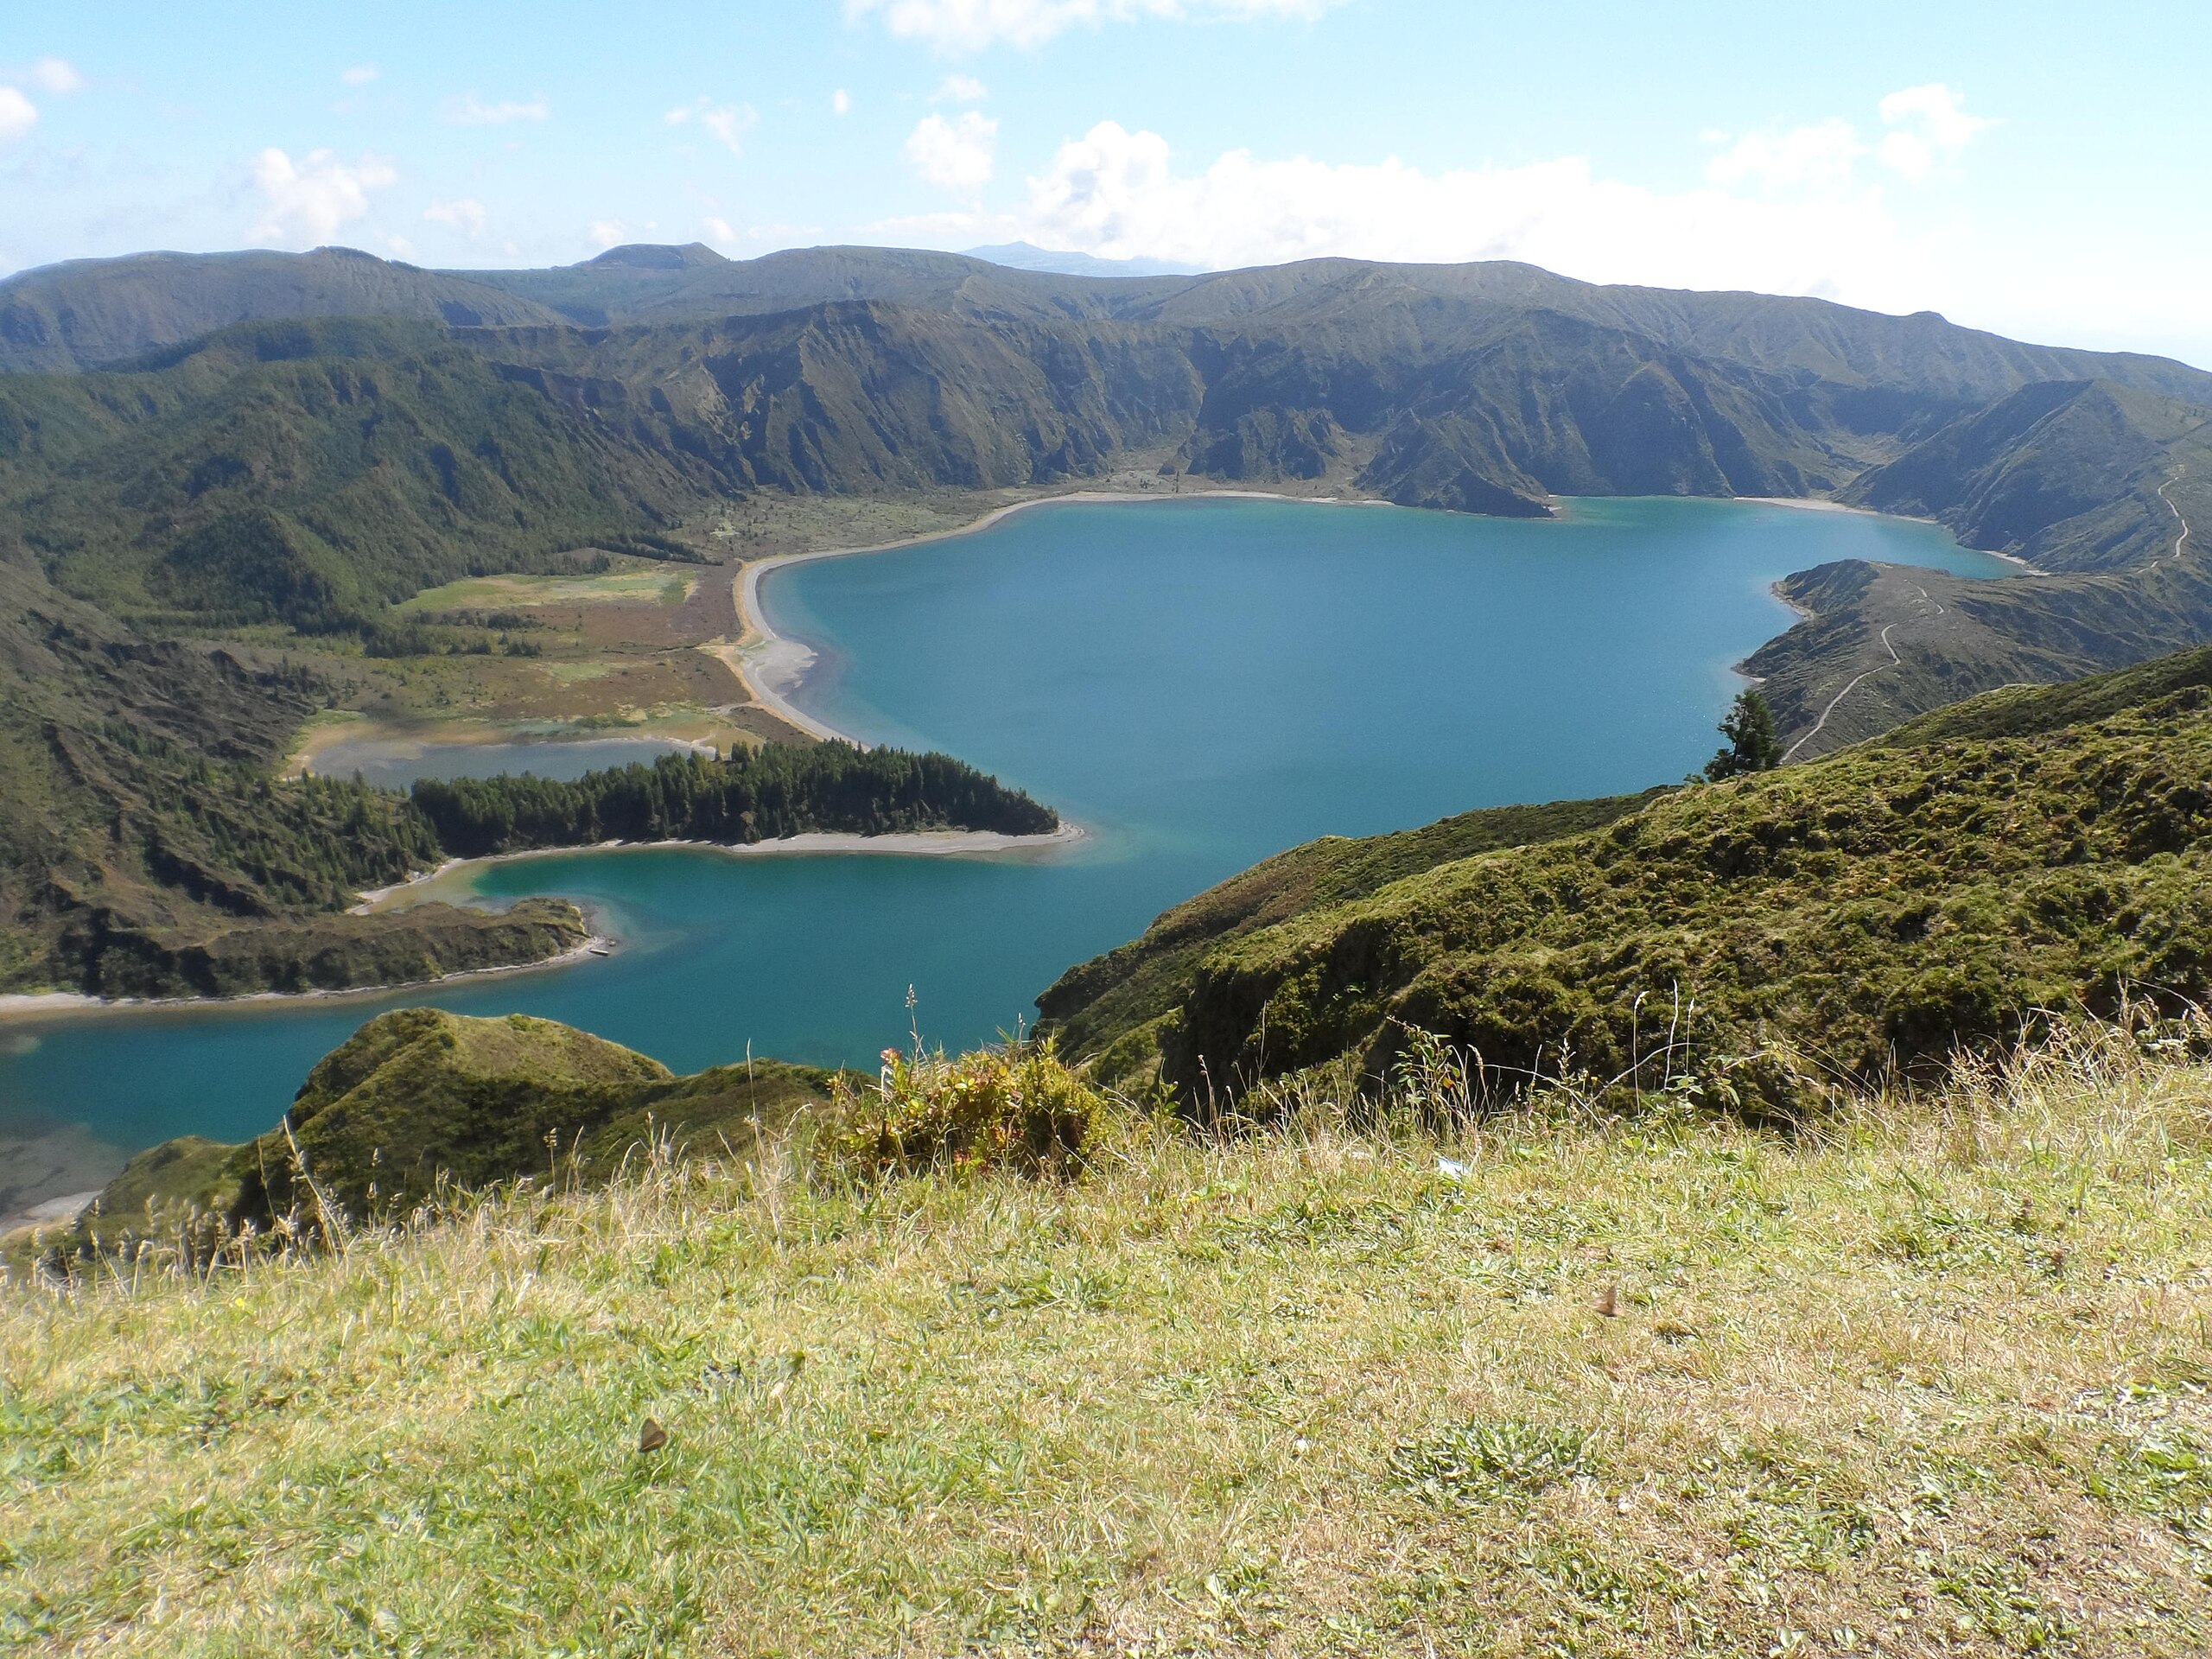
[1044, 649, 2212, 1111]
[0, 318, 718, 632]
[1745, 390, 2212, 756]
[0, 556, 570, 995]
[1843, 379, 2212, 572]
[470, 301, 1207, 495]
[1039, 791, 1663, 1077]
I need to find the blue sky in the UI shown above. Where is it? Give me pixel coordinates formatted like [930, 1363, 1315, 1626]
[3, 0, 2208, 364]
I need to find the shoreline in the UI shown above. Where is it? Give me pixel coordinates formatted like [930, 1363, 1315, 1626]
[1738, 495, 2043, 575]
[731, 488, 1386, 745]
[0, 931, 619, 1026]
[353, 823, 1090, 913]
[0, 823, 1089, 1025]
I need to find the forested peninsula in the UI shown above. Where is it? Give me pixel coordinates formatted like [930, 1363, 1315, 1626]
[2, 730, 1053, 1001]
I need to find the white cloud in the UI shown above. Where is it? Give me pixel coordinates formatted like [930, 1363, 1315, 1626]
[448, 92, 550, 125]
[30, 58, 85, 95]
[588, 219, 631, 248]
[340, 63, 379, 86]
[876, 118, 1929, 308]
[0, 87, 35, 144]
[1704, 118, 1863, 191]
[249, 147, 398, 245]
[1876, 83, 1995, 181]
[702, 215, 741, 245]
[1702, 86, 1994, 194]
[385, 233, 417, 259]
[932, 74, 988, 103]
[424, 197, 489, 238]
[847, 0, 1335, 52]
[664, 98, 760, 155]
[906, 110, 996, 191]
[832, 88, 854, 116]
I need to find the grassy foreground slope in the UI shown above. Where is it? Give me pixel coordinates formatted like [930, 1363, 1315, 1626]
[5, 1033, 2209, 1655]
[1043, 647, 2212, 1107]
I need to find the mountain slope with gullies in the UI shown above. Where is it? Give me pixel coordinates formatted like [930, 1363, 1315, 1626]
[1038, 645, 2212, 1114]
[3, 242, 2212, 763]
[0, 514, 1055, 998]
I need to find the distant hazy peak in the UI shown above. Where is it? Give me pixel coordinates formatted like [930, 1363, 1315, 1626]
[963, 241, 1207, 279]
[580, 242, 732, 270]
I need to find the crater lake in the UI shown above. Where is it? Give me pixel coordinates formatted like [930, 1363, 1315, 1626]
[0, 495, 2017, 1211]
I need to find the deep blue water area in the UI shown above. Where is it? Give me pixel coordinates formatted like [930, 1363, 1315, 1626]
[0, 496, 2015, 1199]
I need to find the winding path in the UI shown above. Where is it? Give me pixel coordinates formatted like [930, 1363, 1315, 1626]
[1782, 621, 1907, 763]
[2155, 467, 2192, 567]
[1785, 471, 2196, 762]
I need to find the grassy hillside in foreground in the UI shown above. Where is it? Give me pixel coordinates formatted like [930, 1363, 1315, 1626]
[1042, 646, 2212, 1109]
[5, 1030, 2209, 1655]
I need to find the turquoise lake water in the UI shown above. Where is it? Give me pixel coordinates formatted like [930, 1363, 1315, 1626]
[0, 496, 2015, 1201]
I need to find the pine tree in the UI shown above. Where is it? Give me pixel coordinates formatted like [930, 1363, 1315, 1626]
[1704, 690, 1783, 780]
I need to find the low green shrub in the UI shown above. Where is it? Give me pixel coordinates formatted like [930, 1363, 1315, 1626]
[820, 1038, 1103, 1179]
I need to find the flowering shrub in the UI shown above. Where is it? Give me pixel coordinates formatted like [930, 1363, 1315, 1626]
[821, 1038, 1101, 1179]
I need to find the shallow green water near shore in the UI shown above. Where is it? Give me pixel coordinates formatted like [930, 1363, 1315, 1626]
[0, 496, 2014, 1206]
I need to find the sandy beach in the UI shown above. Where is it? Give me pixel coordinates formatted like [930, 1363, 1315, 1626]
[1735, 495, 1885, 515]
[353, 823, 1089, 913]
[0, 931, 622, 1026]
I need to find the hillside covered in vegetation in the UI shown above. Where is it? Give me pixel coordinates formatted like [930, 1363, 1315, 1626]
[3, 238, 2209, 996]
[1043, 645, 2212, 1112]
[15, 636, 2212, 1653]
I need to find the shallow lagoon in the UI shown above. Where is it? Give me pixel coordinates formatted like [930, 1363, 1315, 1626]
[0, 496, 2015, 1203]
[307, 733, 701, 791]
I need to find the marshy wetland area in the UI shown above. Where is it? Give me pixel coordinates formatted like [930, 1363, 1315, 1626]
[284, 462, 1254, 785]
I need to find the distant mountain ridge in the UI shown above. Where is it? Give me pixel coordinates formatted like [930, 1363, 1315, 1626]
[3, 240, 2211, 764]
[0, 246, 565, 374]
[961, 241, 1206, 279]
